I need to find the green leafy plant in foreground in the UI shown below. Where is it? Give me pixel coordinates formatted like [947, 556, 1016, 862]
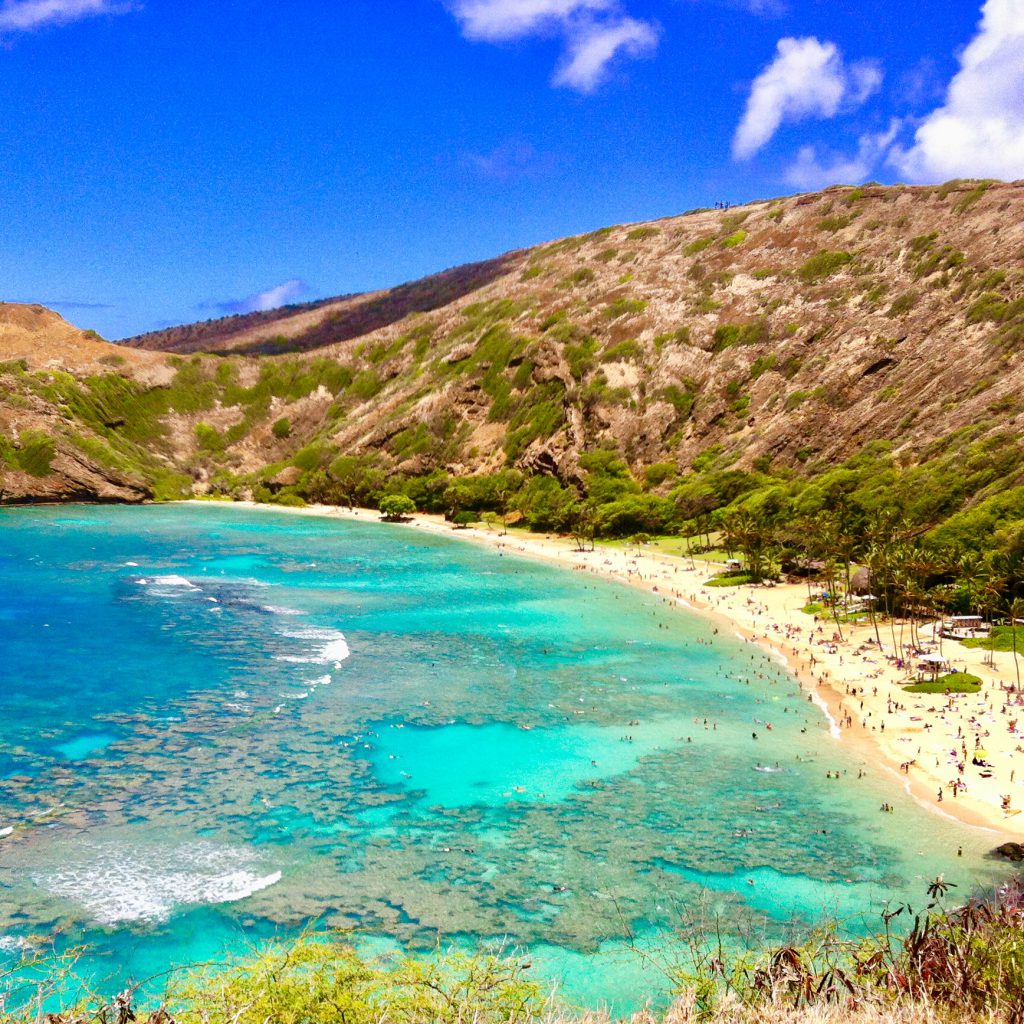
[10, 881, 1024, 1024]
[655, 879, 1024, 1024]
[167, 940, 541, 1024]
[0, 941, 541, 1024]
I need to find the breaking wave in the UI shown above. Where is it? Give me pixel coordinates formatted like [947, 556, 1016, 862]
[33, 841, 282, 925]
[276, 626, 351, 665]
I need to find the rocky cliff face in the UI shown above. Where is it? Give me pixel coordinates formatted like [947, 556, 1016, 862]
[0, 443, 152, 504]
[4, 180, 1024, 504]
[0, 304, 170, 503]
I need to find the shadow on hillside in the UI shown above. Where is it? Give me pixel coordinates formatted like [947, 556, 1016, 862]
[125, 252, 523, 356]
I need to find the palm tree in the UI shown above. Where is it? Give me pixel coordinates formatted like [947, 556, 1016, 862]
[862, 541, 891, 648]
[722, 508, 774, 580]
[929, 584, 950, 655]
[867, 538, 903, 656]
[970, 552, 1008, 669]
[1008, 597, 1024, 694]
[761, 543, 783, 585]
[887, 541, 920, 664]
[694, 511, 714, 552]
[781, 514, 823, 602]
[906, 545, 946, 649]
[859, 511, 900, 650]
[957, 551, 990, 620]
[834, 508, 860, 613]
[822, 554, 846, 641]
[978, 578, 1005, 669]
[801, 513, 845, 640]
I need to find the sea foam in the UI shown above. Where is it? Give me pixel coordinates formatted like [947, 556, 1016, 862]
[136, 575, 202, 594]
[33, 841, 281, 925]
[276, 626, 351, 665]
[150, 575, 199, 589]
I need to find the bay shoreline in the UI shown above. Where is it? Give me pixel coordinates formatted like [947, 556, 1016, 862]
[186, 499, 1024, 842]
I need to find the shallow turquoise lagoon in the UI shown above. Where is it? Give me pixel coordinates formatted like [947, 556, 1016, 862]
[0, 504, 1006, 1012]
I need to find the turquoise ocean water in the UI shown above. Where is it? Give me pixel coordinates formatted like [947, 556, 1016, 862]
[0, 504, 1007, 1011]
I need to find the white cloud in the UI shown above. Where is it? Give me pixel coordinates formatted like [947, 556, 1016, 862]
[447, 0, 659, 92]
[213, 280, 307, 316]
[554, 15, 657, 90]
[247, 280, 306, 313]
[784, 119, 901, 190]
[450, 0, 615, 40]
[893, 57, 944, 110]
[732, 37, 882, 160]
[462, 138, 557, 180]
[0, 0, 131, 32]
[890, 0, 1024, 183]
[848, 59, 884, 106]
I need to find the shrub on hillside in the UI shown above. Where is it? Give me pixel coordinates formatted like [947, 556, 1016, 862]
[798, 251, 853, 284]
[15, 431, 56, 477]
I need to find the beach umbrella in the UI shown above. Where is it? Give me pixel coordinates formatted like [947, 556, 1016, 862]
[920, 653, 949, 664]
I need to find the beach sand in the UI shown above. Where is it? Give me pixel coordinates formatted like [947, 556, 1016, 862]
[198, 500, 1024, 840]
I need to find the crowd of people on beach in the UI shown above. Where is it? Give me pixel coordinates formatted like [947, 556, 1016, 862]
[330, 505, 1023, 837]
[517, 530, 1023, 833]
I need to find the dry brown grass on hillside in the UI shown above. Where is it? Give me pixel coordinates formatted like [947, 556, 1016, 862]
[593, 994, 1000, 1024]
[15, 994, 1003, 1024]
[0, 303, 166, 378]
[5, 180, 1024, 503]
[637, 996, 1001, 1024]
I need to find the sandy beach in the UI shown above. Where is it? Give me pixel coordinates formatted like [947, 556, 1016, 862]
[202, 500, 1024, 841]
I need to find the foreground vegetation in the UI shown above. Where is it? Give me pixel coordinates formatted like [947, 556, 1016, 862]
[4, 880, 1023, 1024]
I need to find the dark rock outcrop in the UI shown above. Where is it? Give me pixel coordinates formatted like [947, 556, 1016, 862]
[992, 842, 1024, 862]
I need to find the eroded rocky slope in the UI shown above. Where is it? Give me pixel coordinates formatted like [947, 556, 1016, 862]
[4, 180, 1024, 505]
[0, 304, 173, 502]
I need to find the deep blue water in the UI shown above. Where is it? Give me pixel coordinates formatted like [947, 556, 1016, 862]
[0, 504, 1005, 1011]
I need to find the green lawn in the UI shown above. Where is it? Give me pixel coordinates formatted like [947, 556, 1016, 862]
[640, 534, 731, 561]
[706, 572, 756, 587]
[904, 672, 982, 694]
[959, 624, 1024, 652]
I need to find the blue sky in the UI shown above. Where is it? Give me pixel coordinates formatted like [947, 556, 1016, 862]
[1, 0, 1021, 339]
